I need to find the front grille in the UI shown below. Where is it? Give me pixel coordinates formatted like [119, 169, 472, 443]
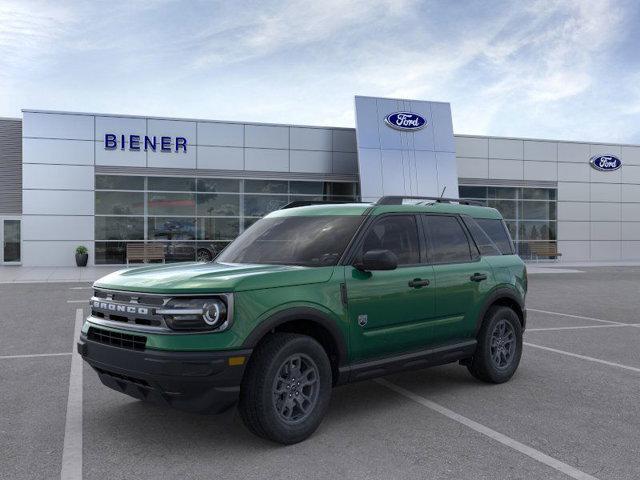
[88, 326, 147, 351]
[90, 288, 168, 331]
[94, 289, 164, 306]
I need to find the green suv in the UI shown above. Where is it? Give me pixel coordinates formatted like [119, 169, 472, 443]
[78, 196, 527, 444]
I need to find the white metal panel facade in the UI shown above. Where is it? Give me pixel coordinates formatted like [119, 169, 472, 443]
[456, 135, 640, 261]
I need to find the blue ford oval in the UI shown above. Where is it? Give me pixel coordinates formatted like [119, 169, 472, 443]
[590, 155, 622, 171]
[384, 112, 427, 131]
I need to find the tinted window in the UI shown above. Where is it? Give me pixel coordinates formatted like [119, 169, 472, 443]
[461, 216, 502, 256]
[475, 218, 514, 254]
[424, 216, 472, 264]
[147, 176, 196, 192]
[217, 215, 363, 267]
[95, 175, 144, 190]
[360, 216, 420, 265]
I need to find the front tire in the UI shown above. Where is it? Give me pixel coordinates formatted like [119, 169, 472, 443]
[467, 306, 522, 383]
[238, 333, 332, 444]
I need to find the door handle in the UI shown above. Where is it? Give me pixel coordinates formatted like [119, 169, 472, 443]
[470, 272, 487, 282]
[408, 278, 430, 288]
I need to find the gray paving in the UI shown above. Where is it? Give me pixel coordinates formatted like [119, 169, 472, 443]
[2, 268, 640, 479]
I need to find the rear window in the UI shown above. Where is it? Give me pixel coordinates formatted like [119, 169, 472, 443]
[474, 218, 515, 255]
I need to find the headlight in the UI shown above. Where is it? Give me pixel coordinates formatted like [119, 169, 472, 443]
[157, 296, 231, 332]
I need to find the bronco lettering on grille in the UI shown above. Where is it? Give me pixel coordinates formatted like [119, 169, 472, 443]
[92, 301, 149, 315]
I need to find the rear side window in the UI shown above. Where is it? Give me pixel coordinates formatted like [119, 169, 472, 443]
[424, 215, 472, 264]
[474, 218, 515, 255]
[360, 215, 420, 265]
[462, 216, 502, 256]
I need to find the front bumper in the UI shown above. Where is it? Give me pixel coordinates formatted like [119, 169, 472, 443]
[78, 334, 251, 414]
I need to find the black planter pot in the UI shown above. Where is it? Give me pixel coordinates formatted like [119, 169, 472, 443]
[75, 253, 88, 267]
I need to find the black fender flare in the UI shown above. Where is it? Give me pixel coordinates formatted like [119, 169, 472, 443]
[242, 307, 348, 366]
[475, 287, 526, 334]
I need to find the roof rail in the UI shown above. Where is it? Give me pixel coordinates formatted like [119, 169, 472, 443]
[376, 196, 480, 206]
[280, 200, 359, 210]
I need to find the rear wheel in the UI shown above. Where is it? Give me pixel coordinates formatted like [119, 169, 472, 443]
[467, 306, 522, 383]
[238, 333, 332, 444]
[196, 249, 213, 262]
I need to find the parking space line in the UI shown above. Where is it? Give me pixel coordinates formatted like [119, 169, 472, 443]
[0, 352, 71, 360]
[527, 309, 625, 325]
[375, 378, 599, 480]
[60, 308, 83, 480]
[525, 342, 640, 373]
[527, 324, 631, 332]
[67, 300, 88, 304]
[69, 287, 92, 290]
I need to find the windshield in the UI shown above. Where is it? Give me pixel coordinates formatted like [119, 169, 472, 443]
[217, 215, 364, 266]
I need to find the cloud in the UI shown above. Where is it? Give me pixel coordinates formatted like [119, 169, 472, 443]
[0, 0, 637, 142]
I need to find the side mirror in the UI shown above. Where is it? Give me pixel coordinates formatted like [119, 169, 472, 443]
[354, 249, 398, 271]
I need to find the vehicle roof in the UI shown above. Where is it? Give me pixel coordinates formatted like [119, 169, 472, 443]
[267, 201, 504, 220]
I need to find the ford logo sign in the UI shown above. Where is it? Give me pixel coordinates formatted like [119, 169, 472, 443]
[590, 155, 622, 172]
[384, 112, 427, 131]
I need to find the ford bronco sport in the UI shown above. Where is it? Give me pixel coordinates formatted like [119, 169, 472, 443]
[78, 196, 527, 444]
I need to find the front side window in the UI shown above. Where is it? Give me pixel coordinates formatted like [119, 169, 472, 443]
[359, 215, 420, 265]
[424, 215, 472, 264]
[217, 215, 363, 267]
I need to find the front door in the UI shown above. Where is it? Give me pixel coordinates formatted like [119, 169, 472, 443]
[1, 218, 21, 264]
[345, 214, 435, 362]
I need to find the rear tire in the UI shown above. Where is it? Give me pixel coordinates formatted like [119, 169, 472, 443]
[238, 333, 332, 444]
[467, 306, 522, 383]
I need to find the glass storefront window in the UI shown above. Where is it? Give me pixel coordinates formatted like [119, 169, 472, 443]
[95, 175, 144, 190]
[460, 185, 558, 260]
[245, 179, 288, 194]
[487, 199, 517, 220]
[328, 182, 357, 197]
[96, 191, 144, 215]
[95, 241, 128, 264]
[197, 178, 240, 193]
[148, 176, 196, 192]
[95, 217, 144, 240]
[522, 201, 556, 221]
[94, 175, 359, 264]
[147, 217, 196, 240]
[148, 193, 196, 216]
[459, 186, 487, 199]
[196, 193, 240, 216]
[290, 181, 325, 195]
[197, 217, 239, 240]
[244, 195, 289, 217]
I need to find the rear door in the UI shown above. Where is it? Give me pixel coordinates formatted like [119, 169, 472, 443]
[345, 214, 436, 361]
[421, 214, 493, 344]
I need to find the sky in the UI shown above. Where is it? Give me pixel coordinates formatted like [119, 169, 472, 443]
[1, 0, 639, 143]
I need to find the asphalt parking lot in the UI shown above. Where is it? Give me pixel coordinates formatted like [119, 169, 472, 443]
[2, 267, 640, 480]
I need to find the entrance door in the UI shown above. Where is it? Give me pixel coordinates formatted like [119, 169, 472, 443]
[1, 218, 21, 264]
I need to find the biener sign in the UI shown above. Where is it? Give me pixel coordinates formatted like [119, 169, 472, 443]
[104, 134, 188, 152]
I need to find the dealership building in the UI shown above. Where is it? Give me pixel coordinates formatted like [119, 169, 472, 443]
[0, 95, 639, 267]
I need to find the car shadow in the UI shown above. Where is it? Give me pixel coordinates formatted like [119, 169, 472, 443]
[95, 363, 485, 450]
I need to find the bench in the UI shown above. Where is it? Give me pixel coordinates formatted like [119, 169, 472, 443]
[528, 242, 562, 261]
[126, 243, 165, 265]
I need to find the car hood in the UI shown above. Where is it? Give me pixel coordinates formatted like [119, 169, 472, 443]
[94, 262, 336, 294]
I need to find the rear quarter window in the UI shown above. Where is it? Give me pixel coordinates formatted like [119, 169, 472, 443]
[473, 218, 515, 255]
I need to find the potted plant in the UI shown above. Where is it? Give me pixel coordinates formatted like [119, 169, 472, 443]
[75, 245, 88, 267]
